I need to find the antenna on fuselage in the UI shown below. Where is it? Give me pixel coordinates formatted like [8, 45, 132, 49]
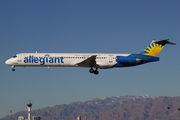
[35, 51, 38, 53]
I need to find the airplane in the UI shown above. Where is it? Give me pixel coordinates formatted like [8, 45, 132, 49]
[5, 39, 175, 75]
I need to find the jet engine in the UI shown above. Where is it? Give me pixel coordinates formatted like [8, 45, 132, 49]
[116, 56, 142, 65]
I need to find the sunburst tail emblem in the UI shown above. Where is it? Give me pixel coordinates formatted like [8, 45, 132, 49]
[143, 42, 165, 57]
[138, 39, 175, 57]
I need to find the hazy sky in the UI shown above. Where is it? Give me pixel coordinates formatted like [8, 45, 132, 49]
[0, 0, 179, 118]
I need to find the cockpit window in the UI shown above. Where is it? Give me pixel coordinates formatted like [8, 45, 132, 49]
[13, 55, 17, 58]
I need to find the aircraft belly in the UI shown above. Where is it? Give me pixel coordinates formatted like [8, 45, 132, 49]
[97, 61, 114, 68]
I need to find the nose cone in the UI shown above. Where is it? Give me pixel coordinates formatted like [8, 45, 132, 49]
[5, 59, 12, 65]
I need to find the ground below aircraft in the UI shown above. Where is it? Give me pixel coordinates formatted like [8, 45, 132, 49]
[5, 39, 175, 75]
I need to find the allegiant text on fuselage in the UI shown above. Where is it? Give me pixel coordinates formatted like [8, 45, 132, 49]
[24, 55, 64, 65]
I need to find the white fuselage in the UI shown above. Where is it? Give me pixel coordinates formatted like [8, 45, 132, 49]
[5, 53, 130, 68]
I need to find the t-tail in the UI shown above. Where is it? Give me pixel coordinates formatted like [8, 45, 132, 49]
[139, 39, 176, 57]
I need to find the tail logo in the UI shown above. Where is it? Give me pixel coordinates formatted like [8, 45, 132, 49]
[143, 42, 164, 57]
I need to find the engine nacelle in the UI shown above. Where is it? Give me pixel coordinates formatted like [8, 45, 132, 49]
[116, 56, 142, 65]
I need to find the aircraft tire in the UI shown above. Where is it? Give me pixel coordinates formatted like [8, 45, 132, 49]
[94, 70, 99, 75]
[89, 68, 94, 73]
[12, 68, 15, 71]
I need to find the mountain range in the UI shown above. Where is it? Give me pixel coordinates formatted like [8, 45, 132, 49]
[0, 95, 156, 120]
[2, 95, 180, 120]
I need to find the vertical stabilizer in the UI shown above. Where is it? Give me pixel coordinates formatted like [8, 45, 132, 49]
[139, 39, 175, 57]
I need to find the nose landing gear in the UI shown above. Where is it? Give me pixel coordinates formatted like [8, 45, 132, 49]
[12, 66, 15, 71]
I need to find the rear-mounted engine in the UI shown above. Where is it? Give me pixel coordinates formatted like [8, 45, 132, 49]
[116, 56, 142, 65]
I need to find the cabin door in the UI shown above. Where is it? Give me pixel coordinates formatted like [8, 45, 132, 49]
[17, 54, 22, 62]
[109, 55, 113, 63]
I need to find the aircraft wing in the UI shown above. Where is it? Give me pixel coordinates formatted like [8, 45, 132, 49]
[76, 55, 98, 68]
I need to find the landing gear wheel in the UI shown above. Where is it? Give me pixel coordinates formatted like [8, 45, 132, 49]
[12, 66, 15, 71]
[94, 70, 99, 75]
[89, 68, 94, 73]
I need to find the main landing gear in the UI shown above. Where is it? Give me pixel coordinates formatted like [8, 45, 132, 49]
[89, 68, 99, 75]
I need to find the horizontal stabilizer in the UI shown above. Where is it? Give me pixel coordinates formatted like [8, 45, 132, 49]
[153, 39, 176, 45]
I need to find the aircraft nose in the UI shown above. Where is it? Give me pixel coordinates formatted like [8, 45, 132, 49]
[5, 59, 11, 65]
